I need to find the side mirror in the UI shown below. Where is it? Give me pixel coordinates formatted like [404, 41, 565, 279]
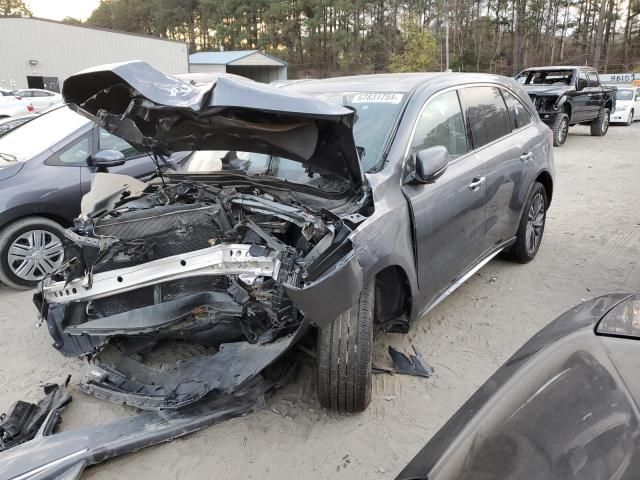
[577, 78, 588, 91]
[89, 150, 125, 172]
[407, 146, 449, 184]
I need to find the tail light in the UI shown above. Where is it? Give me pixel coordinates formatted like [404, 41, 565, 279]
[14, 96, 22, 100]
[27, 105, 34, 112]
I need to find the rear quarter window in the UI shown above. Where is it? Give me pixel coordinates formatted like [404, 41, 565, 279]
[459, 86, 511, 149]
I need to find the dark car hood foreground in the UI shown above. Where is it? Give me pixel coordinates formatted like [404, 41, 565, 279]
[398, 293, 640, 480]
[62, 61, 363, 187]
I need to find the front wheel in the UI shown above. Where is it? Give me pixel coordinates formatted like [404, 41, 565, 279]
[505, 182, 547, 264]
[552, 113, 569, 147]
[0, 217, 66, 289]
[590, 108, 610, 136]
[626, 110, 634, 126]
[317, 279, 374, 413]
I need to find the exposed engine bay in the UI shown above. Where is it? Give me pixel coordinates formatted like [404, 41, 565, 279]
[35, 173, 370, 410]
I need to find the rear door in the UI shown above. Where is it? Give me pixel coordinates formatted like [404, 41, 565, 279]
[483, 88, 539, 249]
[585, 72, 604, 119]
[401, 89, 487, 306]
[80, 128, 159, 194]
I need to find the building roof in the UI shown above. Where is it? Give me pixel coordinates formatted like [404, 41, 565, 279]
[189, 51, 287, 66]
[0, 15, 187, 45]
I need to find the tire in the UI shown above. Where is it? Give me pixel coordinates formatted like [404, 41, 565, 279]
[0, 217, 66, 290]
[317, 279, 374, 413]
[590, 108, 610, 136]
[626, 110, 634, 126]
[552, 113, 569, 147]
[506, 182, 547, 264]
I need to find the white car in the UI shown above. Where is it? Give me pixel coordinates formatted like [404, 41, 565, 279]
[611, 86, 640, 125]
[12, 89, 63, 113]
[0, 92, 34, 119]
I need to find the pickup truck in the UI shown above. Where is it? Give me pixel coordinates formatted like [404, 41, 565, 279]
[516, 66, 616, 146]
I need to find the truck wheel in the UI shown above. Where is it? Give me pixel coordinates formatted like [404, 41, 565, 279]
[317, 279, 374, 413]
[590, 108, 610, 136]
[552, 113, 569, 147]
[0, 217, 65, 290]
[505, 182, 547, 264]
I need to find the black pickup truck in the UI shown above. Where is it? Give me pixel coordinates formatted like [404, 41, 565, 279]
[516, 66, 617, 146]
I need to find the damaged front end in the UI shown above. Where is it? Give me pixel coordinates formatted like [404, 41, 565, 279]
[35, 176, 366, 410]
[33, 61, 371, 412]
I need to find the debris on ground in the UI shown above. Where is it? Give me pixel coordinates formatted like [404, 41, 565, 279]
[372, 346, 434, 378]
[0, 377, 71, 452]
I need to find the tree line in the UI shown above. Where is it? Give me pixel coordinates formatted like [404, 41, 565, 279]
[2, 0, 639, 77]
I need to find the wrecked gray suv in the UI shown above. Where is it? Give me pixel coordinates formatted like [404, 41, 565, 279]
[35, 62, 554, 414]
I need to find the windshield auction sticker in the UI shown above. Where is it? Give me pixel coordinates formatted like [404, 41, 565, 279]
[351, 93, 404, 104]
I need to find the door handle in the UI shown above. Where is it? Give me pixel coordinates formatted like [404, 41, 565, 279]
[520, 152, 534, 162]
[467, 176, 486, 191]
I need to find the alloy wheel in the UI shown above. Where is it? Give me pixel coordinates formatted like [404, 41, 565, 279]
[7, 230, 64, 282]
[525, 193, 545, 255]
[602, 112, 610, 134]
[558, 118, 569, 144]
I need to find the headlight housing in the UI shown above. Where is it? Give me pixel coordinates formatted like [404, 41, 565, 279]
[596, 294, 640, 338]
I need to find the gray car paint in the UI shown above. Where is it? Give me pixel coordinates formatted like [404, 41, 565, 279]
[286, 72, 554, 321]
[58, 63, 555, 330]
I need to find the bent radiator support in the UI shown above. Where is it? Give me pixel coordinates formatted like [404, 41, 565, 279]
[43, 244, 280, 304]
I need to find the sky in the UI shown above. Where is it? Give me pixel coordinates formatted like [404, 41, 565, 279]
[25, 0, 102, 21]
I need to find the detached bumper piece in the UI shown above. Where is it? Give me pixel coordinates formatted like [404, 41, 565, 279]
[0, 377, 274, 480]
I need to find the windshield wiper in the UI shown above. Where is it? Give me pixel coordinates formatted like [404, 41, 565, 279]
[0, 152, 17, 162]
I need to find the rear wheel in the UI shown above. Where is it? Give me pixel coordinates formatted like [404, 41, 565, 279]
[552, 113, 569, 147]
[590, 108, 610, 136]
[505, 182, 547, 264]
[317, 279, 374, 413]
[0, 217, 65, 290]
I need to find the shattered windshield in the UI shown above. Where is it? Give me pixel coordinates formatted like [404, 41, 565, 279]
[177, 91, 405, 185]
[517, 70, 575, 86]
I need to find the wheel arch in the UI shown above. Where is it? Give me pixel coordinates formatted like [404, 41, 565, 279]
[0, 212, 71, 234]
[373, 264, 413, 332]
[535, 170, 553, 208]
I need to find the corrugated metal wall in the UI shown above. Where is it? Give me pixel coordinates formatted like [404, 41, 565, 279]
[226, 66, 287, 83]
[188, 64, 227, 74]
[0, 17, 189, 91]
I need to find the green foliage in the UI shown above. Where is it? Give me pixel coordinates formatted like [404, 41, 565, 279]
[61, 17, 83, 26]
[0, 0, 31, 16]
[388, 20, 438, 73]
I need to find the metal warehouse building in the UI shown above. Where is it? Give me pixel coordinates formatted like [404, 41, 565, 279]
[189, 51, 288, 83]
[0, 16, 188, 92]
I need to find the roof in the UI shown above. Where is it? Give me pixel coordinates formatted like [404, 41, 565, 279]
[189, 51, 287, 66]
[285, 72, 517, 94]
[521, 66, 594, 71]
[0, 15, 186, 45]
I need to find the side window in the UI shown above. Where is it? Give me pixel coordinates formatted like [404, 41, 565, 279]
[410, 90, 467, 159]
[33, 91, 47, 97]
[502, 90, 532, 130]
[58, 136, 91, 165]
[459, 86, 511, 149]
[578, 71, 588, 90]
[99, 128, 142, 159]
[635, 90, 640, 100]
[19, 91, 32, 97]
[587, 72, 599, 87]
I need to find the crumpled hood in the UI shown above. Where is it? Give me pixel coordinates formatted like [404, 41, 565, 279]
[523, 84, 574, 97]
[62, 61, 363, 187]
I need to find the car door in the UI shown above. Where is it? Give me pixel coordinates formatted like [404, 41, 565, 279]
[571, 70, 591, 123]
[80, 128, 161, 194]
[401, 89, 487, 306]
[483, 88, 539, 249]
[585, 72, 604, 119]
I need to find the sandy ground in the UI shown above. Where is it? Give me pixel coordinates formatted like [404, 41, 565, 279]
[1, 123, 639, 479]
